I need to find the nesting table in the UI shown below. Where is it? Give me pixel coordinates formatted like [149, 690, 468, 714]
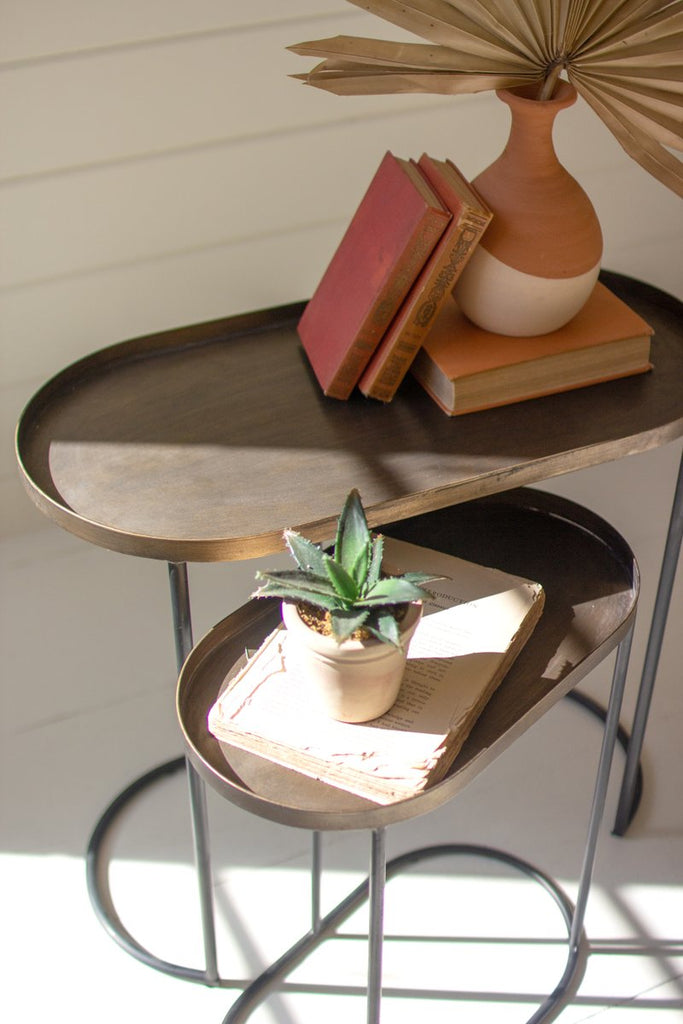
[178, 486, 639, 1023]
[15, 270, 682, 1020]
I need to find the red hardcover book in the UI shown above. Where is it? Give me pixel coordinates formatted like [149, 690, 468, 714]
[359, 156, 492, 402]
[297, 151, 451, 400]
[411, 283, 653, 416]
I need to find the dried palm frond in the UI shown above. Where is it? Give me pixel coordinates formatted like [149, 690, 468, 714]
[289, 0, 683, 196]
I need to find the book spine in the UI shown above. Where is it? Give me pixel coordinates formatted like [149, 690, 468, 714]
[325, 210, 450, 399]
[359, 210, 489, 402]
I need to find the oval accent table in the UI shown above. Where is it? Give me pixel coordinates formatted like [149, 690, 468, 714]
[15, 271, 681, 1016]
[177, 489, 639, 1023]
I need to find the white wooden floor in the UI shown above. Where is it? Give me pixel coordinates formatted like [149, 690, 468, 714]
[2, 443, 682, 1024]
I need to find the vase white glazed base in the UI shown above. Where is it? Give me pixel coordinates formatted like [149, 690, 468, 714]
[282, 601, 422, 723]
[454, 246, 601, 336]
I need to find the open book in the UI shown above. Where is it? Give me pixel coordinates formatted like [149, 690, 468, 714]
[208, 538, 544, 805]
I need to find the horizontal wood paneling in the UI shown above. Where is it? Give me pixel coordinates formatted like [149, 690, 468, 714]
[3, 91, 680, 320]
[2, 220, 336, 380]
[0, 97, 495, 292]
[0, 1, 353, 63]
[1, 13, 404, 181]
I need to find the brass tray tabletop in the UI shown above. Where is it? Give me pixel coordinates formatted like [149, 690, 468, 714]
[177, 490, 638, 832]
[16, 271, 683, 563]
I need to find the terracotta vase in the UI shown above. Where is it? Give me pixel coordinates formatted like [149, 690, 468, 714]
[454, 80, 603, 336]
[281, 600, 422, 723]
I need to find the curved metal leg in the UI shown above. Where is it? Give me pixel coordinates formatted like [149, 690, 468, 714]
[85, 562, 219, 984]
[220, 628, 634, 1024]
[221, 842, 577, 1024]
[562, 449, 682, 837]
[85, 564, 637, 1016]
[85, 754, 208, 981]
[86, 625, 631, 1021]
[528, 627, 634, 1022]
[613, 450, 683, 835]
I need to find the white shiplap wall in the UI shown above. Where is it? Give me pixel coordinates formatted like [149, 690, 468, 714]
[2, 1, 682, 537]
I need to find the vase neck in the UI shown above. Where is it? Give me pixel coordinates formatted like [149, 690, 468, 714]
[497, 81, 576, 179]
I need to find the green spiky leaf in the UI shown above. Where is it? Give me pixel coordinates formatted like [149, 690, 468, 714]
[253, 584, 341, 612]
[362, 577, 434, 606]
[366, 534, 384, 592]
[401, 571, 440, 586]
[366, 608, 402, 646]
[324, 554, 358, 604]
[329, 607, 371, 643]
[334, 488, 371, 574]
[253, 488, 441, 648]
[253, 569, 340, 608]
[351, 539, 371, 592]
[284, 530, 327, 575]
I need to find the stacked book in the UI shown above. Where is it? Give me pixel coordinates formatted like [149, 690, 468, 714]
[297, 150, 654, 415]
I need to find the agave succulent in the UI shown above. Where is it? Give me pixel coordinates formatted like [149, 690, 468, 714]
[253, 488, 438, 645]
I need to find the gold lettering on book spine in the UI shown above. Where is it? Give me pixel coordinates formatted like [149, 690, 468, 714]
[414, 224, 478, 328]
[370, 219, 483, 396]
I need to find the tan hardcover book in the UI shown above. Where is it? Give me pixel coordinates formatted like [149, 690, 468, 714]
[359, 156, 492, 402]
[297, 151, 451, 400]
[207, 538, 544, 805]
[411, 283, 653, 416]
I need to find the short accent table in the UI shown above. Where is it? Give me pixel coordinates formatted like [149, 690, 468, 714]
[177, 489, 638, 1022]
[15, 271, 681, 1009]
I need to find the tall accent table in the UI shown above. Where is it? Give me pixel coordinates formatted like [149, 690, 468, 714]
[15, 271, 682, 1015]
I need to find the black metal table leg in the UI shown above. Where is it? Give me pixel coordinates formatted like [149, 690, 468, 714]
[613, 449, 683, 835]
[85, 562, 219, 984]
[168, 562, 219, 982]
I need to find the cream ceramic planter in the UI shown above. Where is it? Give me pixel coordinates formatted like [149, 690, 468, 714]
[281, 600, 423, 723]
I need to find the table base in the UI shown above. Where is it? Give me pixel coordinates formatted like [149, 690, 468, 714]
[85, 612, 635, 1023]
[87, 488, 646, 1021]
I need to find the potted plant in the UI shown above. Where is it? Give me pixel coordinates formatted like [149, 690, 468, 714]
[252, 488, 439, 722]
